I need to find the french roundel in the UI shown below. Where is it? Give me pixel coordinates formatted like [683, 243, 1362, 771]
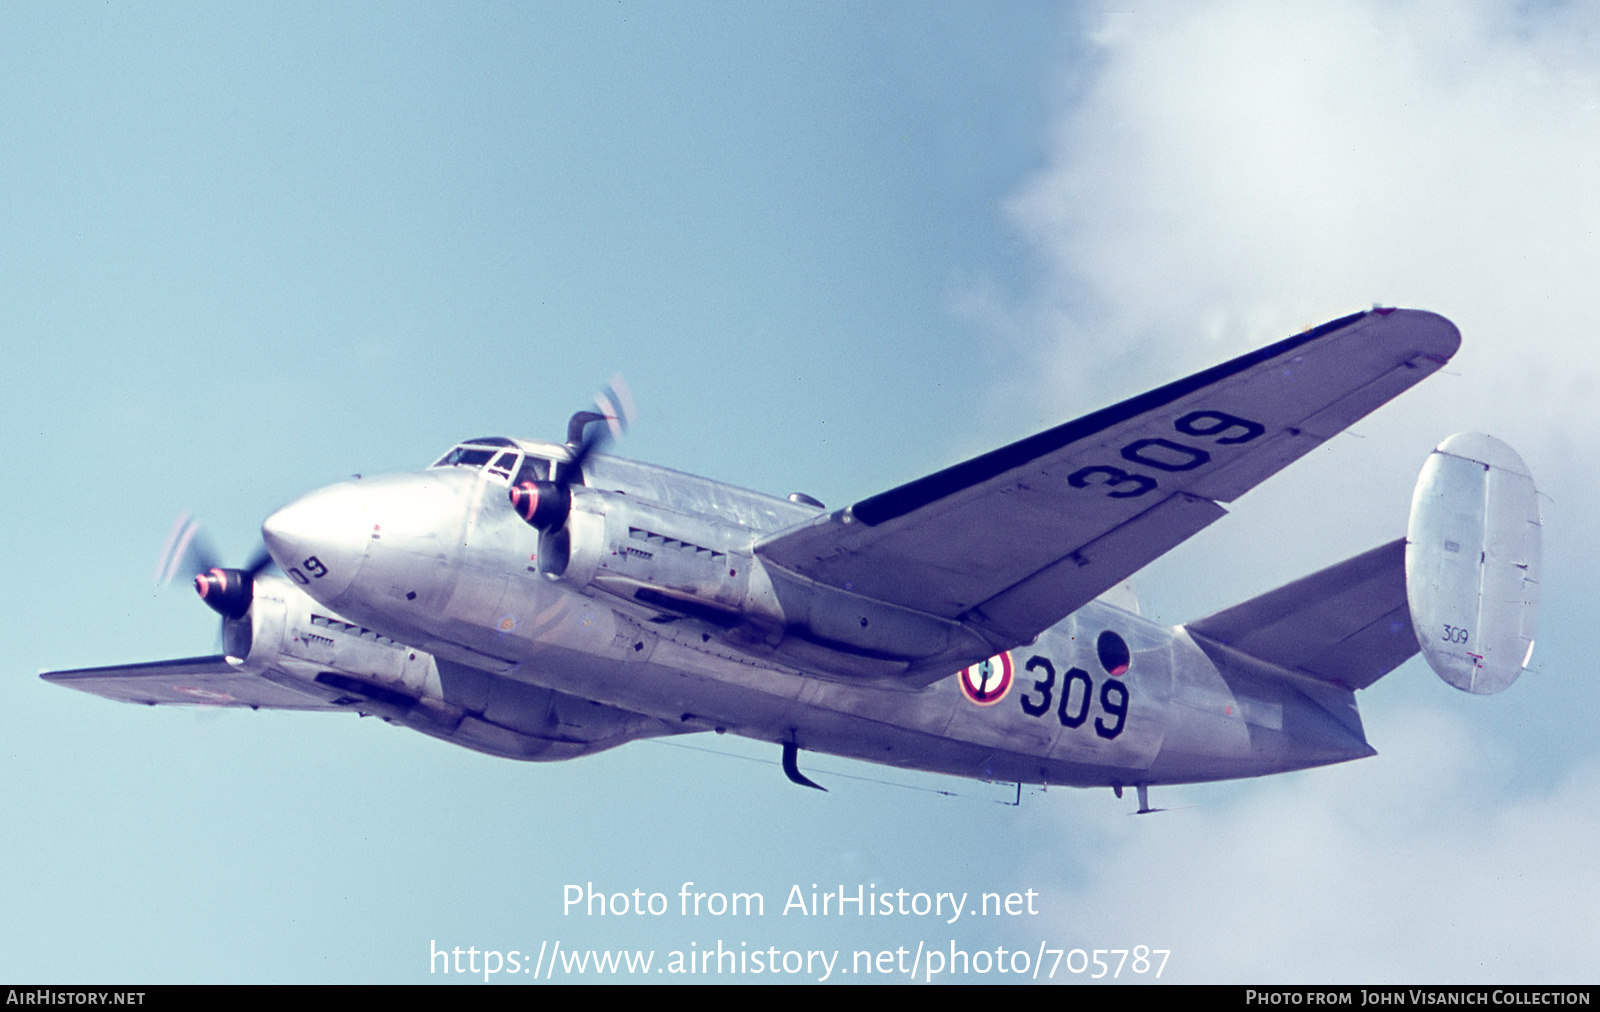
[958, 651, 1014, 706]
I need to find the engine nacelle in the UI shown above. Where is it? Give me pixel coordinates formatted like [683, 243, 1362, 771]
[521, 486, 972, 676]
[565, 490, 757, 619]
[244, 574, 678, 761]
[1406, 433, 1541, 694]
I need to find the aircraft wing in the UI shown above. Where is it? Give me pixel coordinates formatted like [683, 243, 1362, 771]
[41, 656, 345, 710]
[756, 309, 1460, 648]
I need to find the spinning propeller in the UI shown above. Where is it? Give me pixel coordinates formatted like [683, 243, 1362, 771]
[510, 376, 635, 573]
[155, 511, 274, 622]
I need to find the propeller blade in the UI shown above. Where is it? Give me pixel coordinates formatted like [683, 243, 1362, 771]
[243, 546, 274, 579]
[595, 373, 636, 442]
[567, 374, 634, 476]
[155, 511, 219, 586]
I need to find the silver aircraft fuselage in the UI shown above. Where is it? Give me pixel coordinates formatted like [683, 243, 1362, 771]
[258, 447, 1372, 789]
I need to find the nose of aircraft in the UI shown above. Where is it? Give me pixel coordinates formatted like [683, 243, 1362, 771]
[261, 480, 370, 604]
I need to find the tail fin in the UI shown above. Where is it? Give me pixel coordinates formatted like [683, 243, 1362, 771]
[1185, 539, 1418, 690]
[1406, 433, 1540, 694]
[1187, 432, 1541, 696]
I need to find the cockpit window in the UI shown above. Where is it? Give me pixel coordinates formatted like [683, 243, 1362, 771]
[431, 440, 560, 489]
[431, 442, 530, 485]
[487, 451, 519, 480]
[433, 445, 499, 469]
[514, 456, 552, 485]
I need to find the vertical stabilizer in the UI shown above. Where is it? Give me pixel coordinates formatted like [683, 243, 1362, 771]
[1406, 433, 1540, 694]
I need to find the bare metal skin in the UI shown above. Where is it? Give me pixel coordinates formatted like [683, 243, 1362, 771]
[45, 309, 1540, 805]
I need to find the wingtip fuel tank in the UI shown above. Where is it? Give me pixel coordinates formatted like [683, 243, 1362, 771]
[1406, 433, 1541, 695]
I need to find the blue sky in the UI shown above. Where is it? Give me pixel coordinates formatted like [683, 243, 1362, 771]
[4, 1, 1599, 983]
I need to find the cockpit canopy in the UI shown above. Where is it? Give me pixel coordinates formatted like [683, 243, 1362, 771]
[431, 437, 553, 485]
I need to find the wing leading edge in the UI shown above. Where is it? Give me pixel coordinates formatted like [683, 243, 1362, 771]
[757, 309, 1460, 651]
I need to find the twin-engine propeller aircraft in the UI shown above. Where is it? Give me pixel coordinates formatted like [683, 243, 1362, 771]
[44, 309, 1541, 810]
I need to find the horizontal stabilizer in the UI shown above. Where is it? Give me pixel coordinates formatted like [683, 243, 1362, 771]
[41, 656, 343, 710]
[1185, 539, 1419, 690]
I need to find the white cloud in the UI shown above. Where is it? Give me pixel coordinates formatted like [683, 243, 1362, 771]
[993, 2, 1600, 982]
[1047, 705, 1600, 982]
[991, 0, 1600, 584]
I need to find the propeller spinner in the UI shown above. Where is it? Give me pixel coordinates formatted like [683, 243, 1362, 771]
[193, 550, 273, 621]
